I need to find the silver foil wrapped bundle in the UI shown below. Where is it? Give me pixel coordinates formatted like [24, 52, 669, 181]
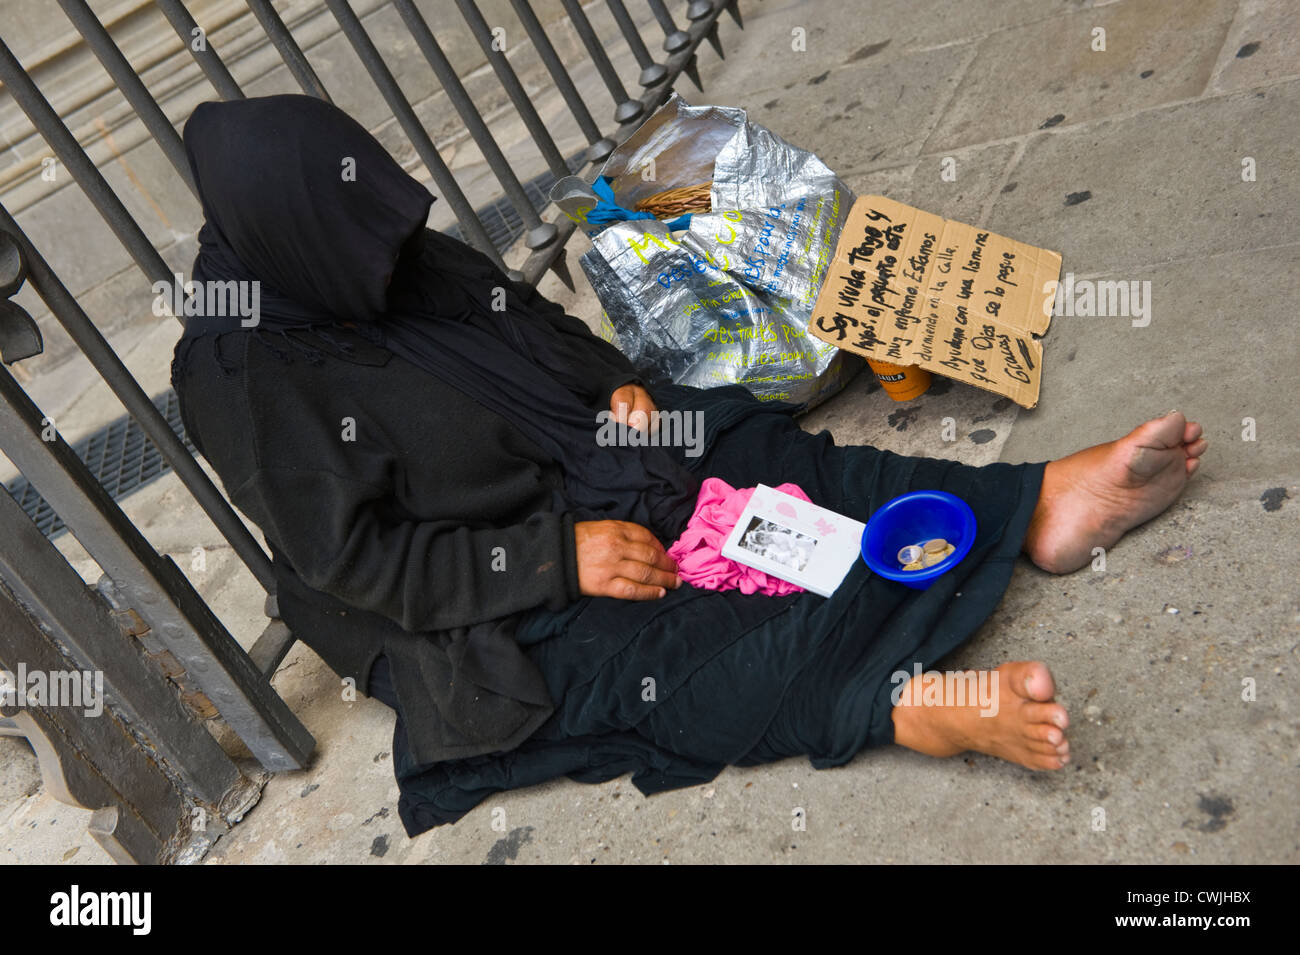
[551, 95, 862, 409]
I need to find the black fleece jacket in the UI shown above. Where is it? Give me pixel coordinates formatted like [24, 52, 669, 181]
[172, 291, 641, 765]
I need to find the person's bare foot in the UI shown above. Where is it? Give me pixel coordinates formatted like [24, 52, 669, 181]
[1023, 411, 1208, 574]
[891, 661, 1070, 770]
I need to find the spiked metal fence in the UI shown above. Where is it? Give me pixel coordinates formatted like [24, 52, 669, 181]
[0, 0, 744, 863]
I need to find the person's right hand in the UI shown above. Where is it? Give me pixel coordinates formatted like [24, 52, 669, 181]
[574, 520, 682, 600]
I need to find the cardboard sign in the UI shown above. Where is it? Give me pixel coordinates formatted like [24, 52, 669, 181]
[808, 196, 1062, 408]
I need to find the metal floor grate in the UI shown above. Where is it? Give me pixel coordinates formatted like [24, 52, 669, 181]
[5, 388, 194, 539]
[4, 151, 592, 538]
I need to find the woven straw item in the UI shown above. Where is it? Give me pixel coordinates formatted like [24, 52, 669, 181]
[633, 180, 712, 219]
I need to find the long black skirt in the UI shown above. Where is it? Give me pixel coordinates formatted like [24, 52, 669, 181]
[371, 409, 1046, 836]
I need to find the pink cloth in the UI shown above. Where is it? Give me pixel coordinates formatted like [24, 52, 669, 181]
[667, 477, 811, 596]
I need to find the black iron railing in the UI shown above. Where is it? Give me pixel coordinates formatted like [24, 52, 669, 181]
[0, 0, 742, 863]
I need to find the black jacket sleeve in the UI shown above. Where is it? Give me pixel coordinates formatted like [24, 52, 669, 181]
[234, 466, 580, 633]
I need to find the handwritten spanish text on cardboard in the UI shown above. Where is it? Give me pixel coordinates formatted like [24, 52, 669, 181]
[808, 196, 1061, 408]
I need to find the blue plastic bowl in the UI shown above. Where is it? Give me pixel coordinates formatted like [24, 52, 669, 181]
[860, 490, 977, 590]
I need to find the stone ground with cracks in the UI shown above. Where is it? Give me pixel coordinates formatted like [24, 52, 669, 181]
[1, 0, 1296, 864]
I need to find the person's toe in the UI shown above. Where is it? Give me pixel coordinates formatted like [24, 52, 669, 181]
[1029, 739, 1069, 761]
[1023, 701, 1069, 729]
[1027, 723, 1064, 745]
[1030, 752, 1069, 770]
[1186, 457, 1202, 476]
[1183, 421, 1203, 444]
[1185, 437, 1208, 458]
[1136, 410, 1186, 449]
[1010, 661, 1056, 702]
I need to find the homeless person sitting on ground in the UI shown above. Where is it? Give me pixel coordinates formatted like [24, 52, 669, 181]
[171, 94, 1207, 837]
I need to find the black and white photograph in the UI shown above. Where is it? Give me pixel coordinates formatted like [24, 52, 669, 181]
[737, 514, 817, 572]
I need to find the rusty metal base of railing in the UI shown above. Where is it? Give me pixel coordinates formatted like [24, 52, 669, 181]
[0, 493, 266, 864]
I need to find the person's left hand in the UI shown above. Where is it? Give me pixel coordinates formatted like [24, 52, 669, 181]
[609, 383, 657, 432]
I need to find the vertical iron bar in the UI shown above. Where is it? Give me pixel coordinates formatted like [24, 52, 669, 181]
[57, 0, 197, 197]
[0, 38, 174, 296]
[246, 0, 332, 101]
[558, 0, 643, 124]
[605, 0, 665, 88]
[686, 1, 716, 22]
[323, 0, 504, 268]
[153, 0, 244, 100]
[452, 0, 571, 179]
[647, 0, 692, 54]
[390, 0, 555, 250]
[506, 0, 615, 163]
[0, 205, 277, 592]
[688, 0, 725, 59]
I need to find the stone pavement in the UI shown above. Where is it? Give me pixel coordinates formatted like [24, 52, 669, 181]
[2, 0, 1297, 864]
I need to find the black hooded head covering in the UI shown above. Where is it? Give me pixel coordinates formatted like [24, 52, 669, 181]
[180, 94, 701, 539]
[185, 94, 429, 323]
